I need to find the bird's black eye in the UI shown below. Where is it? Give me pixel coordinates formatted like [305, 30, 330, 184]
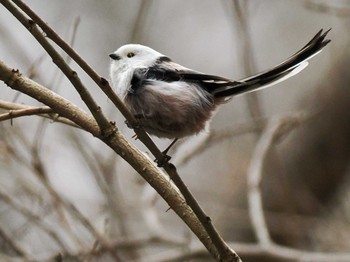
[127, 52, 135, 58]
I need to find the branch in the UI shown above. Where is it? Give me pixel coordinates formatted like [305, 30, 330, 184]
[0, 99, 79, 127]
[0, 106, 53, 121]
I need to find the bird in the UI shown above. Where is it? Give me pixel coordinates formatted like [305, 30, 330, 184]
[109, 29, 330, 159]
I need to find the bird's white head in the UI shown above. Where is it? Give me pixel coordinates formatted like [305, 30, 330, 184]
[109, 44, 164, 71]
[109, 44, 164, 99]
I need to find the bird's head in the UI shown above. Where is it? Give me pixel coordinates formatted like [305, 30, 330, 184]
[109, 44, 163, 70]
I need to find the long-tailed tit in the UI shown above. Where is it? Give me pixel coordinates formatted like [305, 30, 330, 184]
[109, 29, 330, 155]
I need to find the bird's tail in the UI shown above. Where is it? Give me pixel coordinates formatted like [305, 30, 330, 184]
[212, 29, 331, 98]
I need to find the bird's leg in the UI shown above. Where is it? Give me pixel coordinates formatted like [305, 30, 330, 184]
[162, 138, 178, 156]
[156, 138, 178, 167]
[125, 114, 177, 167]
[124, 114, 146, 140]
[125, 114, 144, 129]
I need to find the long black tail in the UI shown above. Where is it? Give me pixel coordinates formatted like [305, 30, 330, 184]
[213, 29, 331, 98]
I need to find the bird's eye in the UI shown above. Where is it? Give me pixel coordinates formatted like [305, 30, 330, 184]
[127, 52, 135, 58]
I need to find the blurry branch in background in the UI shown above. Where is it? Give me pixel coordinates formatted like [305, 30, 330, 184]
[0, 125, 119, 257]
[231, 0, 264, 122]
[244, 113, 350, 261]
[305, 0, 350, 17]
[130, 0, 154, 42]
[175, 118, 265, 166]
[247, 114, 304, 246]
[0, 0, 242, 261]
[67, 129, 131, 239]
[0, 190, 67, 251]
[0, 225, 27, 259]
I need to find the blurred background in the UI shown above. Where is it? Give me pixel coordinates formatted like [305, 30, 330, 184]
[0, 0, 349, 261]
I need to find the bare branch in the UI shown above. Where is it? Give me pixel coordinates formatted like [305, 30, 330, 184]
[0, 99, 79, 127]
[0, 106, 53, 122]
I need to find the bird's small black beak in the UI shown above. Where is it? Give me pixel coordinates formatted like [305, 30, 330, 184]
[109, 53, 121, 60]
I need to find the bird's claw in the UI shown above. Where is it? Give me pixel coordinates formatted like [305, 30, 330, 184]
[125, 114, 144, 129]
[155, 154, 171, 167]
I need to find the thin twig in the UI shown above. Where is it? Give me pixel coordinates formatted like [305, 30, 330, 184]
[0, 106, 53, 121]
[0, 99, 79, 128]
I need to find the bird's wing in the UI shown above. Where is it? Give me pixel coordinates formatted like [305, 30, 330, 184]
[143, 57, 236, 91]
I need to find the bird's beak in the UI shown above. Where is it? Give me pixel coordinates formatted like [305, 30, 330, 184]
[109, 53, 121, 60]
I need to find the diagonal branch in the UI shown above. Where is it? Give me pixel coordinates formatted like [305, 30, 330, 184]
[4, 1, 242, 260]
